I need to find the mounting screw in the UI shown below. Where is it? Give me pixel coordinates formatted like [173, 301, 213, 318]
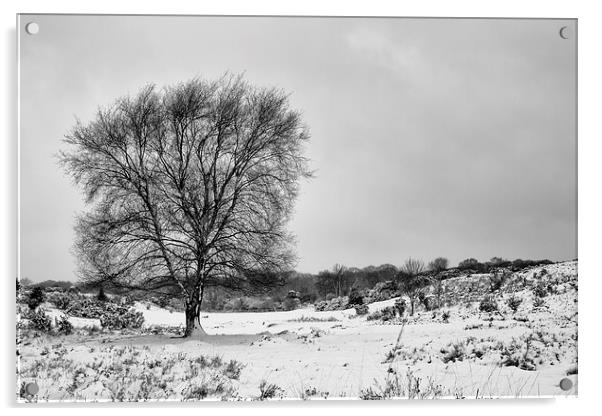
[559, 377, 573, 391]
[25, 22, 39, 35]
[24, 382, 39, 396]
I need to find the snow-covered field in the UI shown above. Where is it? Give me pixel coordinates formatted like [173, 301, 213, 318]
[17, 261, 578, 401]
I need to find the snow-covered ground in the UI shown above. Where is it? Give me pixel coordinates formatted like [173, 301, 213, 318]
[18, 261, 578, 401]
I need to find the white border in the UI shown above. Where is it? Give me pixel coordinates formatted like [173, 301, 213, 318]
[3, 1, 601, 415]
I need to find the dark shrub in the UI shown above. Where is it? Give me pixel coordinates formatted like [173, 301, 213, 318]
[65, 297, 144, 329]
[282, 297, 301, 311]
[364, 281, 400, 303]
[99, 307, 145, 329]
[489, 271, 510, 292]
[27, 287, 46, 310]
[367, 306, 398, 322]
[28, 308, 52, 332]
[258, 380, 282, 400]
[441, 342, 465, 363]
[533, 297, 545, 308]
[506, 295, 522, 313]
[533, 281, 548, 298]
[458, 258, 480, 270]
[441, 310, 451, 323]
[394, 298, 406, 316]
[46, 291, 72, 310]
[348, 287, 364, 306]
[314, 296, 349, 311]
[355, 304, 369, 316]
[55, 315, 73, 334]
[479, 296, 498, 313]
[299, 293, 317, 303]
[224, 359, 244, 380]
[419, 292, 437, 311]
[428, 257, 449, 272]
[224, 297, 249, 311]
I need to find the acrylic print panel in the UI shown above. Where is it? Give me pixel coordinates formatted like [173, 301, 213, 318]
[17, 14, 577, 402]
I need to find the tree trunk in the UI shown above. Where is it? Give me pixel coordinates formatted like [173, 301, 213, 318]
[183, 295, 207, 338]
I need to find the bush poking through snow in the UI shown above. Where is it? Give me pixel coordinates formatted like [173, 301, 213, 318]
[46, 291, 73, 310]
[257, 380, 282, 400]
[360, 369, 448, 399]
[499, 337, 536, 371]
[367, 306, 398, 322]
[224, 360, 244, 380]
[27, 308, 52, 332]
[348, 287, 364, 306]
[489, 271, 510, 292]
[55, 315, 73, 335]
[314, 296, 349, 311]
[64, 298, 144, 329]
[533, 296, 545, 309]
[479, 296, 498, 313]
[355, 304, 369, 316]
[441, 342, 466, 363]
[505, 295, 522, 313]
[441, 310, 451, 323]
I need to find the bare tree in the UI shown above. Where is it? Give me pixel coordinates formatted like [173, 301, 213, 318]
[398, 258, 428, 316]
[332, 263, 347, 298]
[60, 75, 312, 337]
[428, 257, 448, 308]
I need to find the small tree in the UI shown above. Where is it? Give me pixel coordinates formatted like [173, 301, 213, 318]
[428, 257, 448, 273]
[458, 258, 480, 270]
[489, 257, 508, 266]
[27, 287, 46, 310]
[428, 257, 448, 308]
[398, 258, 428, 316]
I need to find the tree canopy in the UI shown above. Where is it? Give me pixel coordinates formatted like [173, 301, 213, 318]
[60, 75, 311, 336]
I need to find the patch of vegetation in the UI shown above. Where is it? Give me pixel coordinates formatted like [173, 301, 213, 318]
[224, 359, 244, 380]
[257, 380, 283, 400]
[64, 298, 144, 329]
[441, 310, 451, 323]
[314, 296, 349, 311]
[355, 304, 369, 316]
[360, 368, 450, 399]
[506, 295, 523, 313]
[348, 286, 364, 306]
[55, 315, 73, 335]
[46, 291, 74, 310]
[366, 306, 398, 322]
[18, 346, 243, 401]
[532, 296, 545, 308]
[26, 308, 52, 332]
[441, 342, 466, 363]
[499, 337, 536, 371]
[479, 296, 498, 313]
[489, 271, 510, 292]
[27, 287, 46, 310]
[288, 315, 339, 323]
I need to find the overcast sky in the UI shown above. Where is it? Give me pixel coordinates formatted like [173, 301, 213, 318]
[19, 15, 576, 282]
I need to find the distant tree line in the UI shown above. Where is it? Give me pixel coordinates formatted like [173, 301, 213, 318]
[19, 256, 554, 313]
